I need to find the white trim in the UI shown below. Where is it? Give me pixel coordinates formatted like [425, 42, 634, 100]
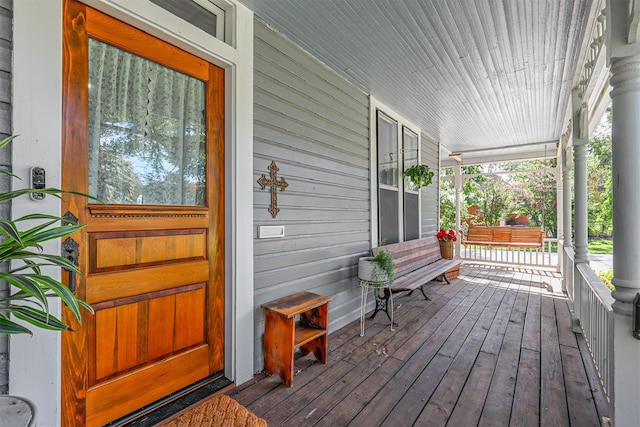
[82, 0, 237, 67]
[192, 0, 226, 40]
[369, 97, 379, 246]
[226, 1, 255, 388]
[12, 3, 64, 424]
[12, 1, 254, 424]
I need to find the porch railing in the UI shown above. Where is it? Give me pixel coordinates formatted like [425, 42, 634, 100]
[565, 246, 614, 401]
[460, 237, 559, 270]
[564, 246, 575, 301]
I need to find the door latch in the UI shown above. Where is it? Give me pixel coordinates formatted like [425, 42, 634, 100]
[61, 237, 79, 293]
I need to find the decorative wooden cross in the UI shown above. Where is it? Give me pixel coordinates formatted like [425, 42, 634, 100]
[257, 161, 289, 218]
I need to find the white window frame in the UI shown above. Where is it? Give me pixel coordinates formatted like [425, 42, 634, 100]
[369, 97, 422, 245]
[193, 0, 227, 41]
[149, 0, 232, 45]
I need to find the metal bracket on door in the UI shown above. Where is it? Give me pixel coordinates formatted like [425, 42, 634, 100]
[61, 237, 79, 293]
[62, 210, 79, 226]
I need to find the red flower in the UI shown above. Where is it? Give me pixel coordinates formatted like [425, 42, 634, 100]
[436, 229, 457, 242]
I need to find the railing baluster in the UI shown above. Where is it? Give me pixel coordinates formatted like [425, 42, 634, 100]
[460, 238, 560, 269]
[573, 262, 614, 402]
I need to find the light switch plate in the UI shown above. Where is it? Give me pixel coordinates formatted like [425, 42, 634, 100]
[258, 225, 285, 239]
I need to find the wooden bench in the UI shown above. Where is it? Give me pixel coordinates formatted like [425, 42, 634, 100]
[461, 225, 546, 249]
[369, 236, 461, 320]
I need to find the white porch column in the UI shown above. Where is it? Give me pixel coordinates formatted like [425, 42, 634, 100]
[572, 90, 589, 266]
[556, 153, 563, 244]
[607, 1, 640, 424]
[562, 131, 573, 249]
[571, 89, 589, 333]
[555, 152, 563, 276]
[454, 163, 462, 257]
[560, 130, 573, 293]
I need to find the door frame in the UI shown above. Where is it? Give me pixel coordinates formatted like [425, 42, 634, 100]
[11, 0, 255, 423]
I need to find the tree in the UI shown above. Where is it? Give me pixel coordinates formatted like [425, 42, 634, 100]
[587, 106, 612, 237]
[440, 159, 557, 236]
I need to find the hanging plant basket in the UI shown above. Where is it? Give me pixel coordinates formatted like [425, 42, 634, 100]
[402, 164, 434, 189]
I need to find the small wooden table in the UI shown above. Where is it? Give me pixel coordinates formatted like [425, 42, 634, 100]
[261, 291, 331, 386]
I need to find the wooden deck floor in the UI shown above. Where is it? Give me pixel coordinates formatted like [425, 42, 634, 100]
[229, 264, 609, 426]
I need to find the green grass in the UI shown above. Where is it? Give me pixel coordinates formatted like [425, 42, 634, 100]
[588, 239, 613, 254]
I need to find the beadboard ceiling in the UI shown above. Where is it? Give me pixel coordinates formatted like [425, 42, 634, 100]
[237, 0, 601, 165]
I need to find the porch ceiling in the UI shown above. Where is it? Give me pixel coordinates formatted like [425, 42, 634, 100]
[237, 0, 600, 165]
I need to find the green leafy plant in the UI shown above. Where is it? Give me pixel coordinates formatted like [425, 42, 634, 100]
[598, 269, 614, 290]
[0, 135, 94, 335]
[371, 249, 396, 298]
[372, 248, 394, 289]
[403, 164, 434, 189]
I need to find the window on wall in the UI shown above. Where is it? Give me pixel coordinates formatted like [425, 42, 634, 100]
[150, 0, 226, 41]
[403, 127, 419, 240]
[377, 111, 399, 244]
[403, 128, 419, 191]
[376, 110, 421, 244]
[377, 112, 398, 188]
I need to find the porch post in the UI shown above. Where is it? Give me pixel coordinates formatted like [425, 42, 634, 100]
[560, 130, 573, 293]
[556, 150, 563, 244]
[607, 1, 640, 424]
[572, 91, 589, 267]
[571, 89, 589, 332]
[561, 131, 573, 249]
[555, 150, 563, 275]
[454, 163, 462, 257]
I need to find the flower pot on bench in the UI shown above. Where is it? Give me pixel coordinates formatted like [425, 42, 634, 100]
[439, 240, 454, 260]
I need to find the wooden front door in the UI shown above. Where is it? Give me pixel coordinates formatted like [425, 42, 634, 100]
[61, 1, 225, 425]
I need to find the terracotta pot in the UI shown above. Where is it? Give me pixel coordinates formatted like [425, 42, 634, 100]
[439, 240, 454, 260]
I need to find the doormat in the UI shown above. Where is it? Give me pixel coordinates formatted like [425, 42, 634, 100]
[156, 394, 267, 427]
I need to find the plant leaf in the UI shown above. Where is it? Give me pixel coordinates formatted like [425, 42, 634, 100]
[0, 316, 33, 335]
[24, 224, 84, 244]
[0, 274, 49, 308]
[11, 305, 69, 331]
[0, 187, 103, 203]
[0, 220, 22, 243]
[0, 134, 18, 150]
[31, 274, 84, 321]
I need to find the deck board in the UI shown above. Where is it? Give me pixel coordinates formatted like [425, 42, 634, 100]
[229, 264, 608, 426]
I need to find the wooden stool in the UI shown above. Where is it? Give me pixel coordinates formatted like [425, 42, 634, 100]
[261, 291, 331, 386]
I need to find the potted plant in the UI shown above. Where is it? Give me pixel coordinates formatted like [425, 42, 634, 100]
[0, 135, 94, 424]
[358, 248, 395, 297]
[0, 136, 93, 334]
[402, 164, 434, 189]
[436, 228, 457, 260]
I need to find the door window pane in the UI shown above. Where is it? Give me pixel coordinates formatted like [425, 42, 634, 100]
[88, 39, 206, 206]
